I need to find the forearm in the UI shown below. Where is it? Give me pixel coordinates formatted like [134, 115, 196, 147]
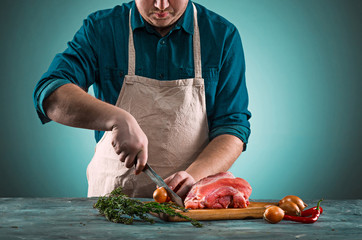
[43, 83, 129, 131]
[186, 134, 244, 181]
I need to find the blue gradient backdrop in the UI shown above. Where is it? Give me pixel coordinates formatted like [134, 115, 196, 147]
[0, 0, 361, 199]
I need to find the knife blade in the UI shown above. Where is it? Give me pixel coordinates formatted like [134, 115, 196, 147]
[142, 163, 184, 207]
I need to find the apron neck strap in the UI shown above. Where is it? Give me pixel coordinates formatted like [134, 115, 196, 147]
[128, 10, 136, 76]
[128, 3, 202, 78]
[192, 3, 202, 79]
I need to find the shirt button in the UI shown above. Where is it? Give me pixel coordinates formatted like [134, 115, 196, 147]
[159, 73, 164, 79]
[161, 40, 166, 45]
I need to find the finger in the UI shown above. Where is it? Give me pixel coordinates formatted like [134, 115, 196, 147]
[112, 141, 121, 155]
[119, 152, 127, 162]
[135, 150, 147, 175]
[166, 173, 184, 191]
[164, 173, 176, 188]
[176, 177, 194, 199]
[124, 153, 137, 168]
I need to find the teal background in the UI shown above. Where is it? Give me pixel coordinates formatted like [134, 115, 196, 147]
[0, 0, 361, 199]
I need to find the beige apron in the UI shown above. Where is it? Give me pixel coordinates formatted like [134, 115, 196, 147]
[87, 4, 209, 198]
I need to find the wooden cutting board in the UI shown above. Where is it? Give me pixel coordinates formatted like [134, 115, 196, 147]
[152, 201, 278, 222]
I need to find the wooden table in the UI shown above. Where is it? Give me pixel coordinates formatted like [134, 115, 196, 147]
[1, 198, 361, 239]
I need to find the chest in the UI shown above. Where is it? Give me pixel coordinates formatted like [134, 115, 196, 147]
[96, 26, 221, 108]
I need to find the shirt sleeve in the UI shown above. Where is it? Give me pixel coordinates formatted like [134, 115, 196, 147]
[209, 27, 251, 151]
[33, 15, 98, 124]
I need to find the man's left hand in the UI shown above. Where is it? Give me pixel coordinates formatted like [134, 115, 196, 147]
[164, 171, 195, 199]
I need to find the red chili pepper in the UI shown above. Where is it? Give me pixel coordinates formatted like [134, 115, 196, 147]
[283, 199, 323, 223]
[301, 204, 323, 216]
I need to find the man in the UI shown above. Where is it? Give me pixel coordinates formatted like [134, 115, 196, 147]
[33, 0, 251, 199]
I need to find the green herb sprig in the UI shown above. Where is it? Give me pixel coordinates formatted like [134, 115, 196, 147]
[93, 187, 202, 227]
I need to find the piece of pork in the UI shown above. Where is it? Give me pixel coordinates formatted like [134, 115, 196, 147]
[184, 172, 252, 209]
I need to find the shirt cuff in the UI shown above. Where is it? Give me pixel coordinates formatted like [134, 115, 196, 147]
[209, 125, 251, 151]
[34, 78, 72, 124]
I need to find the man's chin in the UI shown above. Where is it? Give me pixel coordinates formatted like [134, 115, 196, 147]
[151, 20, 173, 28]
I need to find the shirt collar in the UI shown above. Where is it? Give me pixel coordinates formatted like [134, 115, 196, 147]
[131, 1, 145, 30]
[131, 0, 194, 35]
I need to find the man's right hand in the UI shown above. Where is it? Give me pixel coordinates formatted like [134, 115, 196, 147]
[43, 83, 149, 174]
[111, 113, 148, 175]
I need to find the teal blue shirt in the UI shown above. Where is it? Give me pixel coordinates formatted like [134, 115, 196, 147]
[33, 1, 251, 149]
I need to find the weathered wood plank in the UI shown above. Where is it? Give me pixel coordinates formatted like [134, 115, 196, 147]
[0, 198, 361, 240]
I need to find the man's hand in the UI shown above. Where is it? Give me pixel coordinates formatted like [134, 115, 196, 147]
[111, 113, 148, 175]
[43, 83, 149, 174]
[164, 171, 195, 199]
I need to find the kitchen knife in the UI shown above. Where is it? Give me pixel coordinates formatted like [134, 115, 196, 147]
[142, 163, 184, 207]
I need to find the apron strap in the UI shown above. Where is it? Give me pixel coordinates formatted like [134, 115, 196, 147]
[128, 9, 136, 76]
[127, 4, 202, 78]
[192, 3, 202, 79]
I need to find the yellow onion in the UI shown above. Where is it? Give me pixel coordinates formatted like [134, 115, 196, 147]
[263, 206, 285, 224]
[153, 187, 169, 203]
[279, 195, 307, 211]
[279, 201, 301, 216]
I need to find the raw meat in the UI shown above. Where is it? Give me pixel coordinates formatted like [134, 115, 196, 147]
[184, 172, 252, 209]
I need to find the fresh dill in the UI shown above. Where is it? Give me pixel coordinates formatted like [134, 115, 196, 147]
[93, 187, 203, 228]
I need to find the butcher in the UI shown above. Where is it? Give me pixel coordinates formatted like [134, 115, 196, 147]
[33, 0, 251, 199]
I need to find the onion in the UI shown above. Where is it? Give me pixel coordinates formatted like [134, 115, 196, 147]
[279, 201, 301, 216]
[263, 206, 285, 224]
[279, 195, 307, 211]
[153, 187, 169, 203]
